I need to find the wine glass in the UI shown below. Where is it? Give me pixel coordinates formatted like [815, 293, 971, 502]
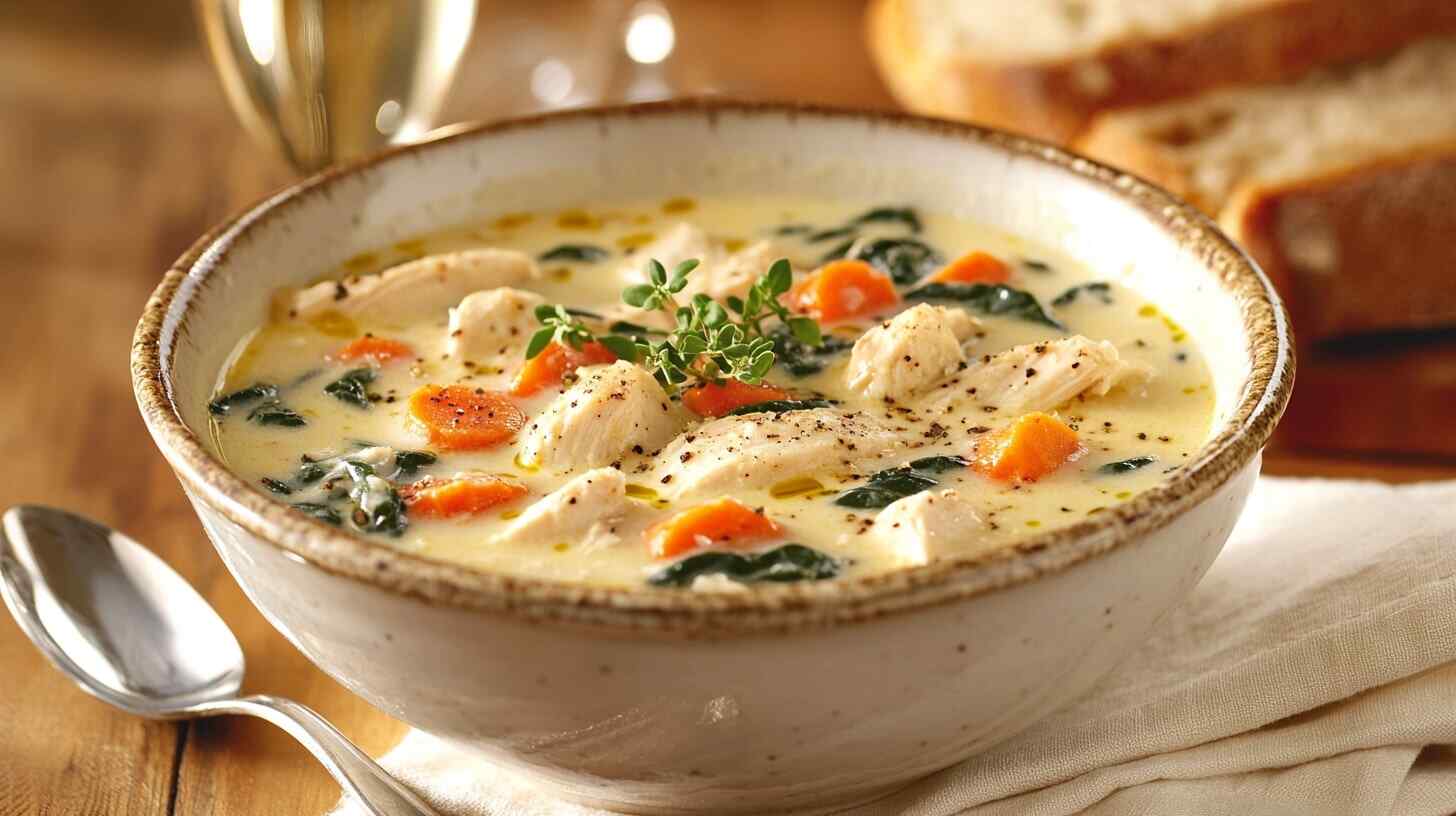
[196, 0, 478, 174]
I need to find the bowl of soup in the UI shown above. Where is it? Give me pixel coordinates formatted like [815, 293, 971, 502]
[133, 101, 1291, 814]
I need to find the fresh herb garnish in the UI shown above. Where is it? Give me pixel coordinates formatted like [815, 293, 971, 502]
[724, 398, 836, 417]
[850, 238, 943, 285]
[247, 399, 307, 427]
[393, 450, 437, 476]
[208, 383, 278, 416]
[291, 502, 342, 526]
[647, 543, 841, 587]
[1098, 456, 1157, 475]
[905, 283, 1064, 329]
[527, 257, 824, 394]
[323, 367, 377, 408]
[768, 324, 854, 377]
[1052, 282, 1113, 308]
[538, 244, 609, 263]
[834, 456, 970, 509]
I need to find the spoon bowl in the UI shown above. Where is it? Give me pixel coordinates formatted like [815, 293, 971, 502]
[0, 505, 440, 816]
[0, 506, 243, 716]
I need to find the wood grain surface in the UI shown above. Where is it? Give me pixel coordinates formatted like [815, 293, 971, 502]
[0, 2, 1452, 815]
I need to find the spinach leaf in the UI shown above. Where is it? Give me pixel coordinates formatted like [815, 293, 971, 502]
[1052, 282, 1113, 308]
[538, 244, 609, 263]
[247, 399, 306, 427]
[608, 320, 667, 338]
[834, 456, 970, 509]
[291, 502, 342, 526]
[208, 383, 278, 416]
[393, 450, 437, 476]
[905, 283, 1064, 329]
[1021, 258, 1054, 274]
[848, 206, 922, 234]
[1098, 456, 1157, 475]
[774, 224, 813, 236]
[724, 398, 836, 417]
[259, 477, 293, 495]
[295, 460, 327, 484]
[648, 543, 841, 588]
[808, 225, 857, 243]
[324, 367, 376, 409]
[341, 461, 408, 536]
[818, 238, 857, 264]
[768, 325, 854, 377]
[565, 307, 604, 320]
[852, 238, 943, 285]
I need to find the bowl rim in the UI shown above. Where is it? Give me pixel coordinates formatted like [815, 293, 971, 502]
[132, 99, 1294, 636]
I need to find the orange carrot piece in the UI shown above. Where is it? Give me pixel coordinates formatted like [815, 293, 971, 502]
[335, 335, 415, 364]
[407, 385, 525, 451]
[511, 341, 618, 397]
[929, 251, 1011, 285]
[646, 498, 784, 560]
[400, 474, 527, 519]
[785, 259, 899, 323]
[972, 412, 1082, 483]
[681, 379, 790, 418]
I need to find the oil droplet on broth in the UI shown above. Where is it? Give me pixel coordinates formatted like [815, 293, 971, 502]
[308, 310, 360, 339]
[770, 476, 823, 499]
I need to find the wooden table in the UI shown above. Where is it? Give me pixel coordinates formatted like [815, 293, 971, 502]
[1, 2, 1452, 814]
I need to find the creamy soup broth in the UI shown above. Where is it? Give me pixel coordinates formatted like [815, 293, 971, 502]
[213, 196, 1214, 589]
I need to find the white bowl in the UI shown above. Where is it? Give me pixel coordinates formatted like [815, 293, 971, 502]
[133, 101, 1292, 814]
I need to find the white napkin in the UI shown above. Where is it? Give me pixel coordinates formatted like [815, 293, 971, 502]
[333, 477, 1456, 816]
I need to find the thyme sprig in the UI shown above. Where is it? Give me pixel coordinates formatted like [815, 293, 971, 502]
[525, 257, 824, 394]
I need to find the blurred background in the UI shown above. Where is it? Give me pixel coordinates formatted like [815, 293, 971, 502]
[2, 1, 1454, 813]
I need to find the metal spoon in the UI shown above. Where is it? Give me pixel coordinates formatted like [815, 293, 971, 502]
[0, 505, 441, 816]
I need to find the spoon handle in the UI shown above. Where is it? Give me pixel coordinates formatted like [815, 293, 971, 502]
[208, 695, 443, 816]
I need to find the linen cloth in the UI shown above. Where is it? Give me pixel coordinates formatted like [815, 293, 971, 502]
[334, 477, 1456, 815]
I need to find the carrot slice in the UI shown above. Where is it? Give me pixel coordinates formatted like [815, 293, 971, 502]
[400, 474, 527, 519]
[681, 379, 790, 418]
[972, 412, 1082, 483]
[335, 335, 415, 364]
[511, 341, 618, 397]
[785, 259, 899, 323]
[929, 251, 1011, 285]
[646, 498, 784, 560]
[407, 385, 525, 451]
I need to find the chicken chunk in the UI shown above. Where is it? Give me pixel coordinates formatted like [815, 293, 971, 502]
[495, 468, 632, 550]
[847, 304, 980, 401]
[650, 408, 902, 500]
[870, 489, 985, 566]
[619, 222, 790, 302]
[517, 361, 682, 472]
[922, 336, 1153, 414]
[276, 249, 538, 323]
[446, 287, 544, 364]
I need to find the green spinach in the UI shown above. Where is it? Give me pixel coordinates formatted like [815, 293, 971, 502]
[647, 543, 840, 587]
[324, 367, 377, 409]
[393, 450, 437, 476]
[538, 244, 609, 263]
[1052, 282, 1113, 307]
[834, 456, 970, 509]
[208, 383, 278, 416]
[1098, 456, 1157, 475]
[852, 238, 943, 285]
[724, 398, 836, 417]
[247, 399, 306, 427]
[768, 324, 853, 377]
[905, 283, 1064, 329]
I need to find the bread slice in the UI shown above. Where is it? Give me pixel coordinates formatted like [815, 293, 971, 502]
[867, 0, 1456, 143]
[1078, 37, 1456, 341]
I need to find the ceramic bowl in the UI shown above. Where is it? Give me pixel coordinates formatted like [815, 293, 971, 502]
[133, 101, 1292, 815]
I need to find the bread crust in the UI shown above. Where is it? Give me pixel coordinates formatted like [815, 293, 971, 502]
[1222, 144, 1456, 342]
[868, 0, 1456, 143]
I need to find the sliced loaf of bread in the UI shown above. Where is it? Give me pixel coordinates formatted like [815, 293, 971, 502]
[867, 0, 1456, 142]
[1078, 37, 1456, 341]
